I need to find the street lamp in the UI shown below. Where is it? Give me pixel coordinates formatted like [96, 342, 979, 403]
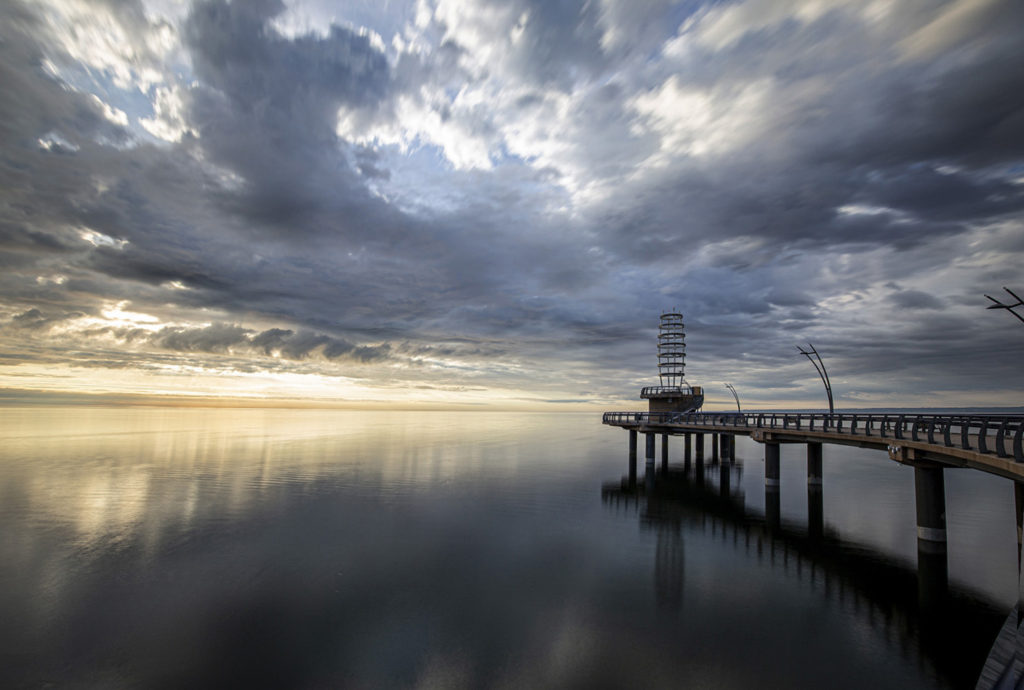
[724, 383, 741, 413]
[985, 287, 1024, 325]
[797, 343, 834, 414]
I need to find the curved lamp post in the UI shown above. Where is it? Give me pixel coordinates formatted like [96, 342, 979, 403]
[797, 343, 834, 415]
[724, 383, 741, 413]
[985, 287, 1024, 325]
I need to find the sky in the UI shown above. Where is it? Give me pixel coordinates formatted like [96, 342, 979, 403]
[1, 0, 1022, 410]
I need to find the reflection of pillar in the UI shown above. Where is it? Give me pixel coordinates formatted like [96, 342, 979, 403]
[628, 430, 637, 486]
[918, 540, 948, 610]
[655, 527, 685, 614]
[730, 435, 737, 462]
[808, 485, 823, 540]
[684, 433, 692, 472]
[712, 434, 719, 463]
[719, 462, 730, 498]
[914, 464, 947, 609]
[696, 434, 705, 464]
[661, 434, 669, 473]
[765, 442, 780, 531]
[766, 491, 781, 531]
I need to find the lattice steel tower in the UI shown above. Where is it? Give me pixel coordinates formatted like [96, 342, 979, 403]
[657, 312, 686, 387]
[641, 311, 703, 413]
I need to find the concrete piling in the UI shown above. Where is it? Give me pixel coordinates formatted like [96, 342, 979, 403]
[765, 442, 780, 489]
[807, 442, 823, 487]
[765, 442, 781, 531]
[914, 465, 946, 544]
[645, 432, 656, 492]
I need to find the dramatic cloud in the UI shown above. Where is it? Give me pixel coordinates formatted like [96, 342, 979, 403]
[0, 0, 1022, 408]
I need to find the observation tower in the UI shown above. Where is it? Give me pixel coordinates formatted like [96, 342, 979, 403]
[640, 311, 704, 413]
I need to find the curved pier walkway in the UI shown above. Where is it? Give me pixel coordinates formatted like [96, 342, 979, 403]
[603, 411, 1024, 480]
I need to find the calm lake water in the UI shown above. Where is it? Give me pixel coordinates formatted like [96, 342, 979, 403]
[0, 407, 1017, 688]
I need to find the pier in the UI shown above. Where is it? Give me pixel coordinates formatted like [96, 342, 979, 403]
[603, 310, 1024, 687]
[604, 410, 1024, 552]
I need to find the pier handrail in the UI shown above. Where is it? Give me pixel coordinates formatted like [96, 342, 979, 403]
[602, 411, 1024, 464]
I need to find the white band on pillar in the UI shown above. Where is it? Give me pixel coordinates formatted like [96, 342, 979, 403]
[917, 526, 947, 542]
[765, 478, 780, 487]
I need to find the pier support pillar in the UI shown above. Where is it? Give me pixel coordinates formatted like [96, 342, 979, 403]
[712, 433, 720, 464]
[807, 444, 823, 539]
[696, 434, 705, 463]
[628, 430, 637, 486]
[645, 433, 656, 491]
[914, 465, 946, 544]
[684, 434, 692, 471]
[721, 434, 733, 461]
[765, 442, 781, 531]
[765, 442, 780, 489]
[807, 443, 823, 488]
[661, 434, 669, 473]
[914, 464, 947, 608]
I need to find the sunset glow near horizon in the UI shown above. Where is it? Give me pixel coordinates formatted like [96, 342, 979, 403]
[1, 0, 1023, 410]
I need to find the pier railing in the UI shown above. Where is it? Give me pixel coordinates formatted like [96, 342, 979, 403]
[602, 411, 1024, 463]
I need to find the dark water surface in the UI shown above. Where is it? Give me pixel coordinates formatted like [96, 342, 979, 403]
[0, 407, 1016, 688]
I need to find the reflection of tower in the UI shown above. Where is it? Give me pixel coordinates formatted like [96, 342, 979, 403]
[641, 312, 704, 413]
[655, 524, 684, 613]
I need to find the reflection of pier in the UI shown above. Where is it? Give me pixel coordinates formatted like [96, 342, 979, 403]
[602, 463, 1005, 689]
